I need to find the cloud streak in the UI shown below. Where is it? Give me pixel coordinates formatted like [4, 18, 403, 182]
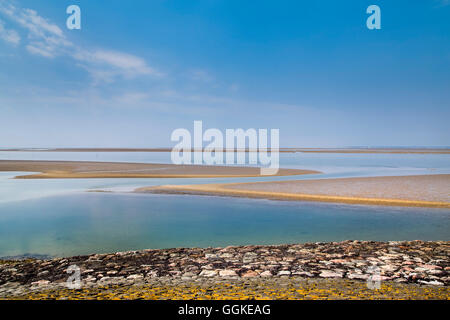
[74, 49, 163, 83]
[0, 0, 161, 82]
[0, 18, 20, 45]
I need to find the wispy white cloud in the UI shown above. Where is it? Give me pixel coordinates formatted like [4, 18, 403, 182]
[0, 0, 242, 115]
[73, 49, 163, 83]
[0, 18, 20, 45]
[12, 8, 64, 37]
[0, 1, 68, 57]
[0, 0, 161, 83]
[25, 43, 55, 57]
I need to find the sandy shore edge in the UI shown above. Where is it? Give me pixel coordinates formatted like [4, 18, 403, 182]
[137, 174, 450, 209]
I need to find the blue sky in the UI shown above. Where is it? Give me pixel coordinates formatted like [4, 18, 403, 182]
[0, 0, 449, 148]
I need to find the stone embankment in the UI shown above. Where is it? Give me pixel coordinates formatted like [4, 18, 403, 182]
[0, 241, 448, 299]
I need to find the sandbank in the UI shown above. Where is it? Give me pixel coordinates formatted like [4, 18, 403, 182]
[0, 160, 318, 179]
[138, 174, 450, 208]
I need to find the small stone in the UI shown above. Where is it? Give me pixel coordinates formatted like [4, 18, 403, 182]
[219, 270, 238, 277]
[380, 265, 397, 272]
[418, 280, 444, 286]
[98, 276, 111, 283]
[420, 264, 442, 270]
[427, 269, 444, 275]
[277, 270, 291, 276]
[84, 276, 96, 283]
[347, 273, 368, 280]
[259, 270, 273, 277]
[199, 270, 217, 277]
[319, 270, 343, 278]
[330, 259, 347, 264]
[31, 280, 50, 286]
[241, 270, 259, 278]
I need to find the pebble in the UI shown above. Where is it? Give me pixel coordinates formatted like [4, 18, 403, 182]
[199, 270, 218, 277]
[31, 280, 50, 286]
[260, 271, 273, 277]
[219, 270, 238, 277]
[242, 270, 259, 278]
[319, 271, 343, 278]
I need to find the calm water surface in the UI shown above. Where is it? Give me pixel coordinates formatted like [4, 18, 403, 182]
[0, 193, 448, 258]
[0, 152, 449, 258]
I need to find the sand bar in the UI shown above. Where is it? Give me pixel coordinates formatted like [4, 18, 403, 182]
[138, 174, 450, 208]
[0, 160, 318, 179]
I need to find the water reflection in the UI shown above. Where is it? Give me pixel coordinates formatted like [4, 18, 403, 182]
[0, 193, 448, 258]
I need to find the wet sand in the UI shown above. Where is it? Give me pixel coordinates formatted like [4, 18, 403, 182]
[139, 174, 450, 208]
[0, 160, 317, 179]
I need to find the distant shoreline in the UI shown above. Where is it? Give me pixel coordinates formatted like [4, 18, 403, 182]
[2, 147, 450, 154]
[138, 174, 450, 209]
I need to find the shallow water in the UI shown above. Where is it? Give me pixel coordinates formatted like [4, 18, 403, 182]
[0, 193, 448, 258]
[0, 152, 449, 258]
